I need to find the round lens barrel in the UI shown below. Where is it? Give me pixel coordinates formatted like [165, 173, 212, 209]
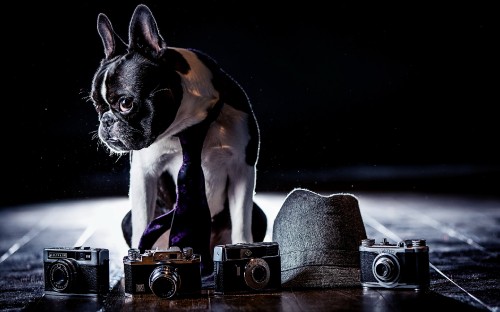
[149, 265, 180, 299]
[244, 258, 270, 290]
[49, 258, 79, 292]
[372, 254, 400, 285]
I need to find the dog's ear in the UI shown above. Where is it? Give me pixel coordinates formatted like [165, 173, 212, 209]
[97, 13, 119, 59]
[128, 4, 167, 59]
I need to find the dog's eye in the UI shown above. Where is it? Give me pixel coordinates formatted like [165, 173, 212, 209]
[118, 97, 134, 113]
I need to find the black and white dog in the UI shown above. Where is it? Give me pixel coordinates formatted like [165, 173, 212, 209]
[90, 4, 265, 250]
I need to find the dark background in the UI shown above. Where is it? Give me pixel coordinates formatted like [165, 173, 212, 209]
[2, 1, 498, 207]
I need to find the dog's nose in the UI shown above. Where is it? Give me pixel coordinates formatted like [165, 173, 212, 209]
[101, 112, 115, 127]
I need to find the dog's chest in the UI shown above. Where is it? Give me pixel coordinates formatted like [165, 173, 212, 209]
[133, 103, 250, 181]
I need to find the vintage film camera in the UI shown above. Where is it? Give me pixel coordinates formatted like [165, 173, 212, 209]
[43, 247, 109, 296]
[213, 242, 281, 294]
[123, 246, 202, 299]
[359, 238, 430, 290]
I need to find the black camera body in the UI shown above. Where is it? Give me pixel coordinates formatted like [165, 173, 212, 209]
[213, 242, 281, 294]
[359, 238, 430, 290]
[43, 247, 109, 296]
[123, 247, 202, 299]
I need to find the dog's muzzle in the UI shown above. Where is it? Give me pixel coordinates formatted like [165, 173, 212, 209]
[98, 112, 127, 152]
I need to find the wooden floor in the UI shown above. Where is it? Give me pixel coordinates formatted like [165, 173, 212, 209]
[0, 192, 498, 311]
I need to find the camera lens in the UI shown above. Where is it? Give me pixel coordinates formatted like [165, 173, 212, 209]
[372, 254, 400, 285]
[149, 265, 180, 299]
[244, 258, 270, 290]
[49, 259, 79, 292]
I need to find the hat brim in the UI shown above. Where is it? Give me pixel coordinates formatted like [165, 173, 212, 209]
[281, 265, 361, 288]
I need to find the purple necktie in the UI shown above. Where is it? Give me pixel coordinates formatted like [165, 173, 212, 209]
[138, 101, 223, 279]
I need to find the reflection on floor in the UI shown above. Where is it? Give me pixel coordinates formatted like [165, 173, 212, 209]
[0, 192, 498, 311]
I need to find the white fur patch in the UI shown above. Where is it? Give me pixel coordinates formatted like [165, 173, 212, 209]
[158, 48, 220, 139]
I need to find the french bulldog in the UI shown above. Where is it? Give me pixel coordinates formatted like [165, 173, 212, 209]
[89, 4, 266, 251]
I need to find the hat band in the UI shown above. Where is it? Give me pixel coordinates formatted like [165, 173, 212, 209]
[280, 249, 360, 271]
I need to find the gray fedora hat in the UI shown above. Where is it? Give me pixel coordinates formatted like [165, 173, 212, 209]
[272, 188, 367, 288]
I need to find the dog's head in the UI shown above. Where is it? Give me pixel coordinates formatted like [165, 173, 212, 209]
[90, 4, 191, 152]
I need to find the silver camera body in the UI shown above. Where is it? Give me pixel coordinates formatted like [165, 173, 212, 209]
[123, 246, 202, 299]
[359, 238, 430, 290]
[43, 247, 109, 296]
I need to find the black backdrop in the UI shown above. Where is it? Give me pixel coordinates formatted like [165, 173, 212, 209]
[2, 1, 498, 207]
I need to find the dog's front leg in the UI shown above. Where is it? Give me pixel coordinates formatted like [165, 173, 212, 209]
[228, 164, 256, 243]
[129, 151, 158, 248]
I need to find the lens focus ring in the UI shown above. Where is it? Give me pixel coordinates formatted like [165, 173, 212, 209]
[49, 258, 79, 292]
[372, 253, 400, 286]
[244, 258, 270, 290]
[149, 265, 180, 299]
